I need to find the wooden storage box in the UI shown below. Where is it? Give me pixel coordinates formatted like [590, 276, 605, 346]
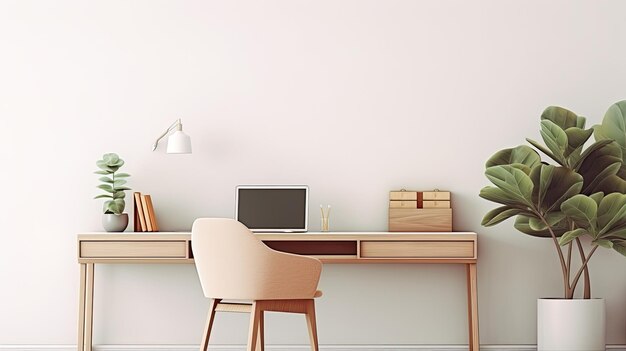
[388, 190, 452, 232]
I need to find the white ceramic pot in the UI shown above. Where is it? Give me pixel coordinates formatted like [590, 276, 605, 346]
[537, 298, 605, 351]
[102, 213, 129, 232]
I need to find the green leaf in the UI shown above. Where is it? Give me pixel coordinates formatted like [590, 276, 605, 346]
[593, 100, 626, 159]
[596, 193, 626, 236]
[480, 186, 529, 209]
[561, 194, 598, 232]
[113, 191, 126, 199]
[481, 206, 527, 226]
[105, 198, 125, 215]
[486, 145, 541, 169]
[528, 212, 565, 231]
[96, 160, 116, 172]
[564, 127, 593, 157]
[513, 215, 568, 238]
[575, 140, 624, 194]
[529, 164, 583, 213]
[103, 153, 120, 164]
[484, 165, 534, 208]
[540, 120, 568, 163]
[576, 116, 587, 129]
[559, 228, 588, 246]
[541, 106, 579, 130]
[593, 239, 613, 249]
[115, 173, 131, 178]
[526, 138, 565, 166]
[99, 176, 113, 183]
[97, 184, 114, 193]
[113, 179, 127, 187]
[590, 192, 605, 206]
[94, 194, 113, 199]
[573, 139, 614, 170]
[113, 186, 131, 191]
[94, 170, 111, 175]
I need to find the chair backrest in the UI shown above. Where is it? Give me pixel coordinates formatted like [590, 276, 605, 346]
[191, 218, 322, 300]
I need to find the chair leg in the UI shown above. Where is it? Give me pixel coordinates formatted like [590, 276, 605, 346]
[247, 301, 261, 351]
[305, 300, 319, 351]
[255, 310, 264, 351]
[200, 299, 220, 351]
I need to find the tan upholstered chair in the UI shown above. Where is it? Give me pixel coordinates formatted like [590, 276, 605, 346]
[191, 218, 323, 351]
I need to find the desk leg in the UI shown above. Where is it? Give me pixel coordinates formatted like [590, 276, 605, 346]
[85, 264, 95, 351]
[466, 263, 479, 351]
[77, 264, 87, 351]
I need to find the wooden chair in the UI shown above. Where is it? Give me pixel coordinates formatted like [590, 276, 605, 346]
[191, 218, 323, 351]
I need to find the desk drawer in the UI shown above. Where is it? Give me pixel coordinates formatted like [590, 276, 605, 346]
[80, 241, 187, 258]
[360, 241, 474, 258]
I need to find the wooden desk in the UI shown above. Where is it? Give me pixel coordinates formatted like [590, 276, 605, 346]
[77, 232, 479, 351]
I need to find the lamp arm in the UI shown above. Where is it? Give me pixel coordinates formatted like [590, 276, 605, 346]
[152, 118, 182, 151]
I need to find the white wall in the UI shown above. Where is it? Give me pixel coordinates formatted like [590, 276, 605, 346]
[1, 0, 625, 346]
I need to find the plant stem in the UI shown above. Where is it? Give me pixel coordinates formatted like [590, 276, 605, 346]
[566, 241, 572, 297]
[537, 212, 570, 298]
[570, 244, 598, 299]
[575, 238, 591, 299]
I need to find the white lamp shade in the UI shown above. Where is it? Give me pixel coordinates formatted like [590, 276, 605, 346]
[166, 130, 192, 154]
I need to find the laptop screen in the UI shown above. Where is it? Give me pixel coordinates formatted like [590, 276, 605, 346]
[236, 186, 308, 232]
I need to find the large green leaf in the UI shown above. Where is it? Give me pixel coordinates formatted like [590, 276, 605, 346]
[480, 186, 530, 209]
[94, 194, 113, 199]
[561, 194, 598, 232]
[576, 140, 624, 194]
[97, 184, 114, 193]
[593, 100, 626, 158]
[514, 215, 568, 238]
[529, 164, 583, 213]
[528, 212, 566, 231]
[99, 176, 114, 184]
[558, 228, 588, 246]
[113, 179, 127, 187]
[484, 165, 534, 208]
[481, 206, 528, 226]
[96, 160, 116, 173]
[105, 198, 125, 215]
[541, 106, 580, 130]
[113, 191, 126, 199]
[540, 120, 568, 163]
[485, 145, 541, 171]
[564, 127, 593, 157]
[597, 193, 626, 236]
[115, 173, 131, 178]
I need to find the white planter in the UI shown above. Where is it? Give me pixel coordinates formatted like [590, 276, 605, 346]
[537, 298, 605, 351]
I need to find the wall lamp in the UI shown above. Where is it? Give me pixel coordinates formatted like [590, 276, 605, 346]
[152, 118, 192, 154]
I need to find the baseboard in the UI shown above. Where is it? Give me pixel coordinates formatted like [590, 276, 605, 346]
[0, 345, 624, 351]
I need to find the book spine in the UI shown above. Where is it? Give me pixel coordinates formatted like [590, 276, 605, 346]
[140, 195, 153, 232]
[134, 192, 147, 232]
[145, 195, 159, 232]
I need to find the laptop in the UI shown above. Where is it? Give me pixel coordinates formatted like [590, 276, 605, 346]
[235, 185, 309, 232]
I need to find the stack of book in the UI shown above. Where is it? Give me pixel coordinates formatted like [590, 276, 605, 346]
[133, 192, 159, 232]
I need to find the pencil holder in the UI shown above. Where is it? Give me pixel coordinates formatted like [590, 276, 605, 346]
[320, 205, 331, 232]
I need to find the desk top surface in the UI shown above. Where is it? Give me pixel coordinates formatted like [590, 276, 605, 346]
[78, 232, 477, 241]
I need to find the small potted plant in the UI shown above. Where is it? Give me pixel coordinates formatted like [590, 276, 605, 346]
[94, 153, 131, 232]
[480, 101, 626, 351]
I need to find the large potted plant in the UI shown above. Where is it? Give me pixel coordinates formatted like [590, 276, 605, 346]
[480, 101, 626, 351]
[94, 153, 131, 232]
